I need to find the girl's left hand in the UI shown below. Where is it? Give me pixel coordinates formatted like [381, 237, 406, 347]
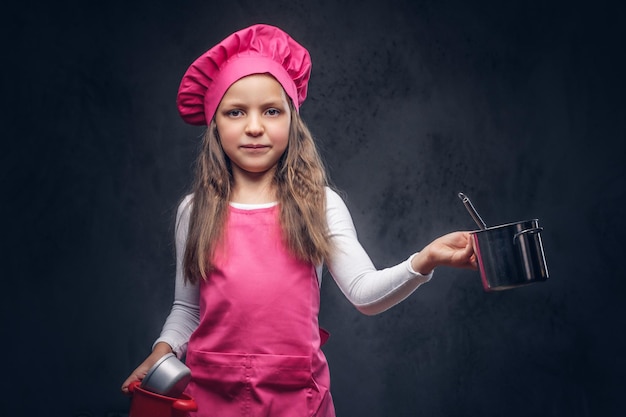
[411, 231, 478, 275]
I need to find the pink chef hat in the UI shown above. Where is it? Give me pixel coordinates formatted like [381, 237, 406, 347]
[177, 24, 312, 126]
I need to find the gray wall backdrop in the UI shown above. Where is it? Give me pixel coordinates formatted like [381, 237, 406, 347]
[2, 0, 625, 416]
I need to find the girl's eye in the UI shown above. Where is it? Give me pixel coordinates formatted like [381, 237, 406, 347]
[265, 108, 280, 116]
[226, 109, 244, 117]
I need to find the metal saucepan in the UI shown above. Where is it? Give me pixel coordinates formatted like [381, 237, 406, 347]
[459, 193, 549, 291]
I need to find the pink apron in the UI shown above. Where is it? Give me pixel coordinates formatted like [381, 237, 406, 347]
[185, 205, 335, 417]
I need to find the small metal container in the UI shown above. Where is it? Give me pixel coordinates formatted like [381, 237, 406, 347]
[459, 193, 549, 292]
[471, 219, 549, 291]
[141, 353, 192, 398]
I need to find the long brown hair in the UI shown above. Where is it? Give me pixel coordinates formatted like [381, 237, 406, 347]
[182, 102, 333, 284]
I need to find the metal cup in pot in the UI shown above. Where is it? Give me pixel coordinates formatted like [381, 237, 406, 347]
[140, 353, 192, 398]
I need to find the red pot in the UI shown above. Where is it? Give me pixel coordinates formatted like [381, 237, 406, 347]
[128, 380, 197, 417]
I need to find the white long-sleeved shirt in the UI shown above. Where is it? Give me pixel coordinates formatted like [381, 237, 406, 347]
[155, 188, 432, 357]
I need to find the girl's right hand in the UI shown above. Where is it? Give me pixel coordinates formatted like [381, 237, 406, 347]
[411, 231, 478, 275]
[121, 342, 173, 395]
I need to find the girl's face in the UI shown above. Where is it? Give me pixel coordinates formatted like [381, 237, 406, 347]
[215, 74, 291, 182]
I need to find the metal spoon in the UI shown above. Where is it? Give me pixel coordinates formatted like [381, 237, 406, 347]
[458, 192, 487, 230]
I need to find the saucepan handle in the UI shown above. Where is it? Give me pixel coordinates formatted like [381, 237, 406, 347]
[513, 227, 543, 244]
[173, 399, 198, 412]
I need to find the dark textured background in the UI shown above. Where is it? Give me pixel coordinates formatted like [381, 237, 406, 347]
[2, 0, 625, 416]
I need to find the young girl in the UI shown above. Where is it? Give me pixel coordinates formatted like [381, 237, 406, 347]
[122, 24, 476, 417]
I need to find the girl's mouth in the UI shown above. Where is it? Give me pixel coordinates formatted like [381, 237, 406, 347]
[240, 144, 270, 153]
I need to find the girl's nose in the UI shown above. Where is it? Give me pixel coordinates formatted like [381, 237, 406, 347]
[245, 115, 264, 137]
